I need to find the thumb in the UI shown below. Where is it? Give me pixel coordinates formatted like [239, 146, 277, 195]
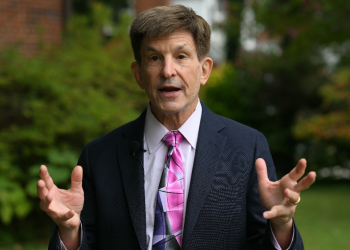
[255, 158, 269, 183]
[71, 166, 83, 191]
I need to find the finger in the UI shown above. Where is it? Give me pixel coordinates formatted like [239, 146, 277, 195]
[40, 190, 54, 208]
[263, 204, 295, 220]
[39, 192, 54, 212]
[41, 204, 75, 223]
[37, 179, 49, 200]
[284, 189, 300, 205]
[294, 171, 316, 193]
[288, 159, 307, 182]
[53, 209, 75, 222]
[255, 158, 269, 183]
[70, 166, 83, 192]
[39, 165, 55, 190]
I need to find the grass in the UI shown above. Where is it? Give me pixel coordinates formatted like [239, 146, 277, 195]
[294, 184, 350, 250]
[1, 184, 349, 249]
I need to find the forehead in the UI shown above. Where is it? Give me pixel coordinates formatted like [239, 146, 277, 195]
[141, 30, 196, 53]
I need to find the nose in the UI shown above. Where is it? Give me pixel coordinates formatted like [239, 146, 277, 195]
[162, 57, 177, 78]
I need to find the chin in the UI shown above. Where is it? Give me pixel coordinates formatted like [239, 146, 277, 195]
[161, 107, 183, 114]
[164, 102, 193, 114]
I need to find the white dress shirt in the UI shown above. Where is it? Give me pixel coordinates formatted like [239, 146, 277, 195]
[143, 101, 202, 249]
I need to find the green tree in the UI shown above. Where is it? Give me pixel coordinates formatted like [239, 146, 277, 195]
[254, 0, 350, 172]
[0, 2, 147, 233]
[225, 0, 245, 61]
[204, 0, 350, 174]
[293, 68, 350, 172]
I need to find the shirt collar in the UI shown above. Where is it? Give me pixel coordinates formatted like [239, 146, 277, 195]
[144, 100, 202, 154]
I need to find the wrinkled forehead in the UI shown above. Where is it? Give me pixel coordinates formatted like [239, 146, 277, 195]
[140, 30, 197, 55]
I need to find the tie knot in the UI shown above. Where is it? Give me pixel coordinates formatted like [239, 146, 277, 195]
[162, 131, 184, 148]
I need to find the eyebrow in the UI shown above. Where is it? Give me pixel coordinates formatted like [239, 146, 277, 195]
[144, 44, 189, 53]
[144, 46, 157, 53]
[175, 45, 187, 51]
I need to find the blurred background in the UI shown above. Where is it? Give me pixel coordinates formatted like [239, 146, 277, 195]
[0, 0, 349, 249]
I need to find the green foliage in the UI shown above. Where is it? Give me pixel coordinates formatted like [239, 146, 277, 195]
[251, 0, 350, 172]
[293, 68, 350, 172]
[0, 176, 32, 224]
[205, 63, 265, 125]
[254, 0, 350, 50]
[0, 3, 147, 224]
[205, 0, 350, 174]
[73, 0, 128, 16]
[294, 68, 350, 141]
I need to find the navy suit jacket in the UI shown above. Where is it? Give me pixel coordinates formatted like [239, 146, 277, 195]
[49, 104, 304, 249]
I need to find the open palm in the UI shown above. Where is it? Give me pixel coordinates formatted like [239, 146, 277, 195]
[37, 165, 84, 229]
[255, 158, 316, 224]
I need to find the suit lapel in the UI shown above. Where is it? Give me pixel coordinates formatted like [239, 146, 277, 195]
[182, 104, 227, 249]
[118, 110, 147, 250]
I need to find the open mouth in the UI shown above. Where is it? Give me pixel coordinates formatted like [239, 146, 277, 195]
[159, 86, 181, 93]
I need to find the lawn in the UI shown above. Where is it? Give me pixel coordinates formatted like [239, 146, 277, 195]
[294, 184, 350, 250]
[1, 184, 349, 250]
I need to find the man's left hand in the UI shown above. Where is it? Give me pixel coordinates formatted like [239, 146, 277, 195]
[255, 158, 316, 248]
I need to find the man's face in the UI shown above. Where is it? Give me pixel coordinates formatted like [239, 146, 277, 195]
[131, 30, 212, 123]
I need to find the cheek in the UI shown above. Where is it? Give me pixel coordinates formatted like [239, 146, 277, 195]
[145, 70, 159, 84]
[193, 65, 202, 80]
[191, 69, 202, 89]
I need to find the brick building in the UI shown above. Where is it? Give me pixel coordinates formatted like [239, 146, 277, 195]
[0, 0, 71, 56]
[135, 0, 170, 14]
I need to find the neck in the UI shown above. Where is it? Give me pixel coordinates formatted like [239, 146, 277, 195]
[157, 114, 187, 131]
[150, 100, 198, 131]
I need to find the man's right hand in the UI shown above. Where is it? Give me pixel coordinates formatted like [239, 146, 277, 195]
[37, 165, 84, 250]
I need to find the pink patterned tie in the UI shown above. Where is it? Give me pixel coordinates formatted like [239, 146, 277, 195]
[153, 131, 184, 250]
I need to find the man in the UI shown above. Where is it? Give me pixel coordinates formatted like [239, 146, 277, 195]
[37, 5, 316, 250]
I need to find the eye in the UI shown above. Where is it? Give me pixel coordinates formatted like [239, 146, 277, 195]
[178, 55, 186, 59]
[150, 56, 159, 61]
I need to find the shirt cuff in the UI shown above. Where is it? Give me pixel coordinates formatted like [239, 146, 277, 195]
[269, 220, 295, 250]
[58, 222, 83, 250]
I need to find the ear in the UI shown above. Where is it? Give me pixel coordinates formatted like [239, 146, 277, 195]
[131, 62, 144, 89]
[200, 57, 213, 86]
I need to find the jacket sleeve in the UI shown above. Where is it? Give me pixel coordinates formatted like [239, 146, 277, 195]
[246, 132, 304, 250]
